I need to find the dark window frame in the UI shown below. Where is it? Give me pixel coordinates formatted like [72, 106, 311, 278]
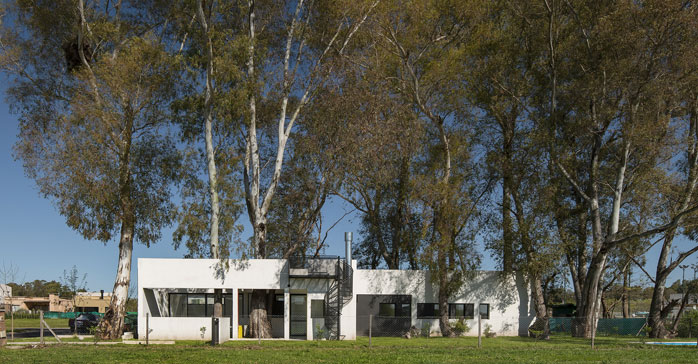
[479, 303, 490, 319]
[447, 303, 474, 319]
[417, 303, 442, 318]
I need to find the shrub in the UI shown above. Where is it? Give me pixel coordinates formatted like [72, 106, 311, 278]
[484, 324, 496, 338]
[451, 318, 470, 336]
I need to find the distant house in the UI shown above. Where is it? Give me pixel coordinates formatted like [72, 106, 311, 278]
[0, 284, 11, 305]
[138, 240, 535, 341]
[5, 291, 111, 313]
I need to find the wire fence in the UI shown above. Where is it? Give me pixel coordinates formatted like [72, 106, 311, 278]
[356, 315, 482, 339]
[549, 318, 647, 336]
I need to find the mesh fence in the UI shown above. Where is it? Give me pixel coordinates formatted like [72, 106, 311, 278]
[549, 318, 647, 336]
[356, 315, 479, 338]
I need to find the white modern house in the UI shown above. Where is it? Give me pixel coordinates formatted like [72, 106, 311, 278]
[138, 237, 534, 341]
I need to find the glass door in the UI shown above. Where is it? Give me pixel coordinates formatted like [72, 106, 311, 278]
[290, 294, 307, 338]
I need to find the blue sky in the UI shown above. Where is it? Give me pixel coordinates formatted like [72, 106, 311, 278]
[0, 77, 696, 295]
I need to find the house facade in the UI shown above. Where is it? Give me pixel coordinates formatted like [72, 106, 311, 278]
[137, 254, 534, 341]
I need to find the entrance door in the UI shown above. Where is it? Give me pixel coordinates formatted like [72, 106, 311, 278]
[290, 294, 307, 338]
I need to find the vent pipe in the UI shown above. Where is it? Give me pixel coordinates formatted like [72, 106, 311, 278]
[345, 232, 353, 267]
[100, 290, 104, 300]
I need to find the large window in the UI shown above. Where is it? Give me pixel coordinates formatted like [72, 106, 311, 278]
[168, 293, 233, 317]
[448, 303, 474, 319]
[379, 302, 411, 317]
[417, 303, 440, 318]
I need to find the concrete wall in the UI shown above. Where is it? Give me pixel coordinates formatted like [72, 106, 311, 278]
[144, 317, 230, 341]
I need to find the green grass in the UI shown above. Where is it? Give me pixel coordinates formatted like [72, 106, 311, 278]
[2, 336, 698, 363]
[7, 318, 70, 328]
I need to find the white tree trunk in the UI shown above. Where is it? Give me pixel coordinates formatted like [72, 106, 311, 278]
[197, 0, 220, 259]
[100, 221, 133, 339]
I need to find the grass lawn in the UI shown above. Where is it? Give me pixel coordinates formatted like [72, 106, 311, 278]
[2, 336, 698, 363]
[7, 318, 70, 329]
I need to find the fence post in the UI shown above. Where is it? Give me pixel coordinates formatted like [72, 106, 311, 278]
[146, 313, 149, 346]
[40, 311, 44, 345]
[368, 314, 372, 348]
[478, 313, 482, 349]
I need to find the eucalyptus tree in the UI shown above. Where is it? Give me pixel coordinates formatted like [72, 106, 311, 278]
[239, 0, 378, 338]
[345, 0, 492, 336]
[533, 0, 698, 338]
[645, 3, 698, 336]
[462, 0, 565, 337]
[2, 0, 182, 338]
[168, 0, 248, 319]
[313, 69, 425, 270]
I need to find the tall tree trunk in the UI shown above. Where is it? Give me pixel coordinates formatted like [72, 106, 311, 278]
[648, 239, 672, 338]
[529, 274, 550, 339]
[437, 257, 453, 337]
[99, 111, 135, 340]
[501, 120, 514, 274]
[249, 290, 272, 338]
[99, 219, 134, 339]
[197, 0, 223, 320]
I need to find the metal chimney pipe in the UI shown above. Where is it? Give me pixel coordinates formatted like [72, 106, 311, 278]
[345, 232, 353, 267]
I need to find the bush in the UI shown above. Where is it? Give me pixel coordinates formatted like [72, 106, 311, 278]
[484, 324, 496, 338]
[451, 318, 470, 336]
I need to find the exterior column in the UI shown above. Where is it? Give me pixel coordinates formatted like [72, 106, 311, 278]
[232, 288, 238, 339]
[284, 288, 290, 339]
[306, 296, 313, 340]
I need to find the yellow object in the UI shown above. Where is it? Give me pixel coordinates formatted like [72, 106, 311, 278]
[238, 325, 243, 338]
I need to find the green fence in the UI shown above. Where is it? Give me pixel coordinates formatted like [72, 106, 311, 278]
[549, 318, 647, 336]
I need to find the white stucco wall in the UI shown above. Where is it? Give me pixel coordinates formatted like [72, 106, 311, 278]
[353, 269, 534, 336]
[138, 258, 288, 289]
